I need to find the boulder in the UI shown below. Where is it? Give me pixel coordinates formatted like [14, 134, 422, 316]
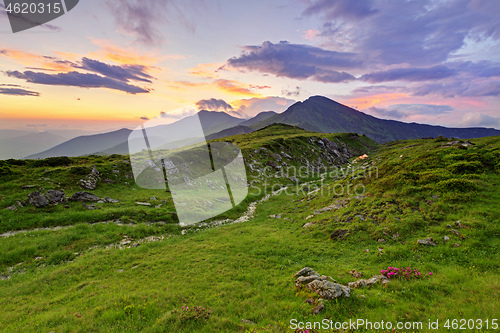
[418, 237, 437, 246]
[28, 191, 49, 208]
[46, 190, 65, 204]
[69, 192, 101, 202]
[312, 301, 325, 314]
[307, 280, 350, 299]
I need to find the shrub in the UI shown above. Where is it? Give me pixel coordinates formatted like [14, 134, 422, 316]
[437, 178, 478, 192]
[31, 156, 72, 167]
[447, 161, 482, 174]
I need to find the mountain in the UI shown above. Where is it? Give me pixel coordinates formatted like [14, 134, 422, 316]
[25, 129, 132, 159]
[0, 132, 68, 160]
[25, 111, 246, 159]
[251, 96, 500, 143]
[239, 111, 277, 127]
[206, 126, 254, 140]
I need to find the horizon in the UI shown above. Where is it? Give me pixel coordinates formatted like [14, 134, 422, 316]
[0, 1, 499, 134]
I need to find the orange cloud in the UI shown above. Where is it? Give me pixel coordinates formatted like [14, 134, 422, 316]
[341, 93, 409, 109]
[214, 79, 263, 97]
[188, 62, 224, 78]
[303, 29, 320, 40]
[0, 48, 74, 72]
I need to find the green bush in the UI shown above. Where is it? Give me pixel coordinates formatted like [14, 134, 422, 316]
[447, 161, 482, 174]
[31, 156, 72, 167]
[437, 178, 478, 192]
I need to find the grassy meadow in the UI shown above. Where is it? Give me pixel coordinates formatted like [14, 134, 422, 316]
[0, 128, 499, 332]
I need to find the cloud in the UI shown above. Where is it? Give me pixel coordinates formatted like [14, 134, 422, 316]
[303, 0, 500, 67]
[214, 79, 263, 97]
[412, 80, 500, 98]
[360, 65, 457, 83]
[225, 41, 358, 82]
[195, 98, 233, 111]
[0, 87, 40, 96]
[139, 116, 149, 121]
[367, 104, 453, 120]
[461, 112, 499, 127]
[303, 0, 378, 20]
[6, 70, 150, 94]
[105, 0, 194, 46]
[230, 96, 296, 118]
[160, 107, 197, 120]
[76, 57, 153, 83]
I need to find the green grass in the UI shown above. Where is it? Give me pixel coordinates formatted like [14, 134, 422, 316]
[0, 133, 499, 332]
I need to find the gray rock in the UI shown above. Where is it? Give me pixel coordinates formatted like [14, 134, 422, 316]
[392, 232, 399, 240]
[418, 237, 437, 246]
[28, 191, 49, 208]
[69, 192, 101, 202]
[303, 222, 314, 228]
[307, 280, 350, 299]
[136, 202, 151, 206]
[80, 177, 97, 190]
[82, 204, 98, 210]
[444, 235, 450, 243]
[347, 275, 390, 288]
[46, 189, 65, 204]
[6, 205, 17, 211]
[294, 267, 319, 278]
[103, 196, 119, 203]
[452, 243, 460, 247]
[378, 238, 386, 243]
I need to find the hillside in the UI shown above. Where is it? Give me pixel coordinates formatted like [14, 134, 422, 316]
[0, 131, 68, 160]
[0, 131, 499, 332]
[252, 96, 500, 143]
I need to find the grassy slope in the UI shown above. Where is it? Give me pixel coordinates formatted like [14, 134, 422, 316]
[0, 133, 499, 332]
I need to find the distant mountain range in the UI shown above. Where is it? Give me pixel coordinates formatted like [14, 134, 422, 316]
[0, 131, 68, 160]
[16, 96, 500, 159]
[250, 96, 500, 143]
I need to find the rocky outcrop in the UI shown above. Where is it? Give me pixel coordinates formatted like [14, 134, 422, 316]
[27, 190, 65, 208]
[347, 275, 390, 288]
[69, 192, 101, 202]
[294, 267, 350, 301]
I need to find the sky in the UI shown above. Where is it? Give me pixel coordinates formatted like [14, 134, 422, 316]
[0, 0, 499, 134]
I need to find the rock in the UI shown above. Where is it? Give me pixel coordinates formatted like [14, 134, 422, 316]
[45, 190, 65, 204]
[6, 205, 17, 211]
[348, 269, 363, 279]
[16, 201, 23, 208]
[431, 195, 439, 199]
[21, 185, 37, 189]
[443, 235, 450, 243]
[305, 215, 314, 220]
[446, 224, 452, 228]
[358, 295, 367, 299]
[136, 202, 152, 206]
[294, 267, 319, 278]
[307, 280, 350, 299]
[28, 191, 49, 208]
[241, 319, 256, 325]
[392, 232, 399, 240]
[103, 196, 119, 203]
[80, 177, 97, 190]
[418, 237, 437, 246]
[91, 167, 99, 176]
[455, 220, 462, 228]
[295, 275, 323, 288]
[452, 243, 460, 247]
[330, 229, 349, 241]
[312, 301, 324, 314]
[82, 204, 98, 210]
[303, 222, 314, 228]
[378, 238, 386, 243]
[120, 239, 131, 246]
[305, 298, 315, 305]
[347, 275, 390, 288]
[150, 196, 157, 200]
[69, 192, 101, 202]
[450, 229, 461, 237]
